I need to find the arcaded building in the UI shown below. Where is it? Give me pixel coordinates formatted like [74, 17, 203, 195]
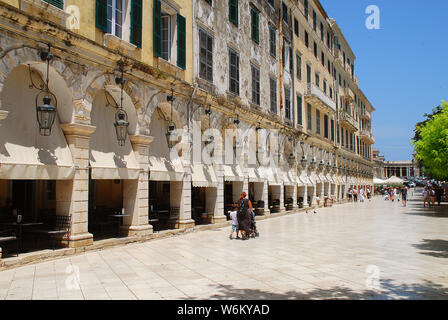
[0, 0, 375, 261]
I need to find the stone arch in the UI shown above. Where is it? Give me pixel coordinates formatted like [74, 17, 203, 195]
[0, 46, 77, 123]
[82, 72, 143, 131]
[154, 102, 183, 130]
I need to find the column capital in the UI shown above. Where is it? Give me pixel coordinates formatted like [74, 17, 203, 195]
[60, 123, 96, 137]
[129, 134, 154, 147]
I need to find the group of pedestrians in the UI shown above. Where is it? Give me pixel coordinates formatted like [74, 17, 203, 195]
[422, 184, 444, 208]
[384, 187, 409, 206]
[229, 192, 258, 240]
[347, 187, 371, 202]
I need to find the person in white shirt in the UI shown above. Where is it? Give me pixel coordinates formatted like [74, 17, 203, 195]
[393, 188, 400, 203]
[229, 206, 240, 239]
[359, 188, 365, 202]
[422, 187, 430, 208]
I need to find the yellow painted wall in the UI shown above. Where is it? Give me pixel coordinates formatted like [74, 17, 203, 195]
[1, 0, 19, 7]
[65, 0, 96, 40]
[1, 0, 193, 83]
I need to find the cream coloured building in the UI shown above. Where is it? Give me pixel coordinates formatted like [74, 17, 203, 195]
[0, 0, 375, 263]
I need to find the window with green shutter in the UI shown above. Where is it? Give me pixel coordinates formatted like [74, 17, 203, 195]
[45, 0, 63, 9]
[296, 54, 301, 80]
[289, 46, 293, 73]
[251, 8, 259, 44]
[297, 95, 302, 126]
[177, 14, 186, 69]
[229, 0, 238, 26]
[331, 120, 334, 141]
[95, 0, 108, 33]
[153, 0, 162, 57]
[130, 0, 142, 48]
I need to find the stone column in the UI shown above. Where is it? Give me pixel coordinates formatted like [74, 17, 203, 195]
[213, 165, 226, 224]
[291, 184, 297, 209]
[302, 184, 308, 207]
[120, 135, 154, 238]
[173, 165, 195, 229]
[262, 180, 270, 215]
[279, 183, 286, 213]
[59, 123, 96, 248]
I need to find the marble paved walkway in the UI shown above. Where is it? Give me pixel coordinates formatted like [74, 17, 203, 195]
[0, 191, 447, 300]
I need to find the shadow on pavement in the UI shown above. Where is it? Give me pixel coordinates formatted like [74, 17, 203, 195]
[400, 198, 448, 218]
[412, 239, 448, 258]
[192, 279, 448, 300]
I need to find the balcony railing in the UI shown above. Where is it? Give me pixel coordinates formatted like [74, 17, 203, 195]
[360, 108, 371, 120]
[305, 83, 336, 112]
[338, 111, 358, 131]
[360, 129, 375, 144]
[343, 87, 354, 103]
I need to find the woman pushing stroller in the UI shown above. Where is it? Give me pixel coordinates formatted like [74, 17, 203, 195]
[236, 192, 254, 240]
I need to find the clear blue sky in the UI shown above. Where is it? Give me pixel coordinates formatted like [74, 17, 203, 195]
[320, 0, 448, 161]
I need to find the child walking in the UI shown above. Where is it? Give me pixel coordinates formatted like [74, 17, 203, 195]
[229, 206, 240, 240]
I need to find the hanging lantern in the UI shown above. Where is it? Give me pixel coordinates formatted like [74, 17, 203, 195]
[30, 46, 58, 136]
[300, 156, 308, 168]
[114, 108, 129, 146]
[36, 93, 57, 136]
[204, 107, 214, 144]
[288, 153, 296, 166]
[109, 68, 130, 146]
[165, 122, 178, 149]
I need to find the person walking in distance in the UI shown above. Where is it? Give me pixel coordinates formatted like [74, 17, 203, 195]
[423, 187, 430, 208]
[401, 186, 408, 207]
[359, 187, 365, 202]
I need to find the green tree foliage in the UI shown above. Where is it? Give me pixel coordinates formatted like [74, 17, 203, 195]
[412, 101, 448, 180]
[412, 104, 443, 143]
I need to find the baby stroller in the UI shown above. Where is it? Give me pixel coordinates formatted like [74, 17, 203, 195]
[248, 211, 259, 238]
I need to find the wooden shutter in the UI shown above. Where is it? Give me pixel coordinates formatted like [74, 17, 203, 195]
[177, 14, 186, 69]
[95, 0, 108, 33]
[229, 0, 238, 26]
[153, 0, 162, 57]
[45, 0, 63, 9]
[251, 8, 259, 43]
[130, 0, 143, 48]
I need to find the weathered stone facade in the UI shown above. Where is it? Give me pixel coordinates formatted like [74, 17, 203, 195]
[0, 0, 375, 263]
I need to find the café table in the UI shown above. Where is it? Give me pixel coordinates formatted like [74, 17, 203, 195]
[109, 214, 130, 237]
[0, 222, 44, 252]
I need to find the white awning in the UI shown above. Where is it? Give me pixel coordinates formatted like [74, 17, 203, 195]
[283, 169, 296, 186]
[320, 174, 328, 183]
[148, 156, 184, 181]
[223, 164, 244, 182]
[0, 116, 75, 180]
[308, 175, 316, 185]
[191, 163, 218, 188]
[248, 166, 264, 183]
[316, 174, 325, 184]
[297, 176, 306, 186]
[263, 166, 282, 186]
[327, 174, 336, 184]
